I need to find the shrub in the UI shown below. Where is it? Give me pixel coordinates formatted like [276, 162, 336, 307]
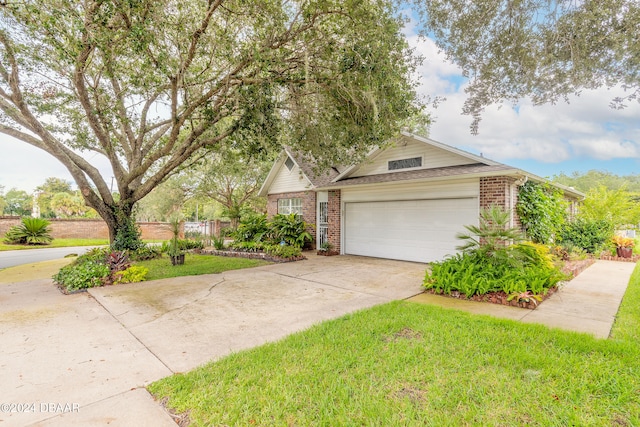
[231, 214, 269, 242]
[425, 207, 567, 298]
[54, 260, 110, 292]
[161, 239, 204, 253]
[231, 213, 312, 250]
[3, 217, 53, 245]
[53, 248, 137, 291]
[424, 249, 566, 298]
[178, 239, 204, 250]
[265, 244, 302, 259]
[268, 214, 313, 248]
[228, 241, 265, 252]
[557, 218, 613, 253]
[116, 265, 149, 284]
[130, 244, 162, 261]
[212, 234, 226, 250]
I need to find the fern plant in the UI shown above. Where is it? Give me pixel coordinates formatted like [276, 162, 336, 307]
[4, 217, 53, 245]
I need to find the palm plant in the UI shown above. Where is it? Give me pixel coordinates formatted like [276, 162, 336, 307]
[456, 205, 524, 260]
[3, 217, 53, 245]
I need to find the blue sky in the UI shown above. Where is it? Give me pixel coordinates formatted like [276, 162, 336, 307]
[403, 21, 640, 180]
[1, 19, 639, 193]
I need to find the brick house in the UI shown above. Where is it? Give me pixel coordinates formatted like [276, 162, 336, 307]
[258, 132, 583, 263]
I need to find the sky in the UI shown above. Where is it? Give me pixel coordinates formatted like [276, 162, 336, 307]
[1, 18, 639, 194]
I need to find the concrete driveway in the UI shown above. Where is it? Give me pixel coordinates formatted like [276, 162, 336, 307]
[1, 255, 425, 426]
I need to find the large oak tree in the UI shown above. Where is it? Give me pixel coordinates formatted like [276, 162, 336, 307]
[414, 0, 639, 133]
[0, 0, 420, 248]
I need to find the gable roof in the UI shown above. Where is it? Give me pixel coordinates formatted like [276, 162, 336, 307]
[331, 132, 501, 182]
[259, 133, 584, 200]
[257, 147, 342, 196]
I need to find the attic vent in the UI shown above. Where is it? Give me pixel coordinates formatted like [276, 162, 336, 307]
[285, 157, 295, 171]
[388, 157, 422, 171]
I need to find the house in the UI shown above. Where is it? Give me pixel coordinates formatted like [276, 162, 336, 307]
[258, 132, 583, 263]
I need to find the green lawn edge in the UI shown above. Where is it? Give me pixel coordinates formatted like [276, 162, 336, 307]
[149, 263, 640, 427]
[135, 254, 270, 281]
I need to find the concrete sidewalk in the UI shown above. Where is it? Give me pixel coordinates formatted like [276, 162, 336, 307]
[409, 260, 636, 338]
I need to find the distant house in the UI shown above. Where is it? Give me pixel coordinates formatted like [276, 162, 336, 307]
[258, 132, 583, 263]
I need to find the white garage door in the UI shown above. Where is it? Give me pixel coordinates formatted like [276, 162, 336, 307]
[344, 198, 478, 263]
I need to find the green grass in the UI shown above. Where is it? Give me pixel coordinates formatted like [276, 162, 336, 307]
[0, 238, 108, 251]
[135, 254, 270, 281]
[149, 263, 640, 427]
[610, 262, 640, 344]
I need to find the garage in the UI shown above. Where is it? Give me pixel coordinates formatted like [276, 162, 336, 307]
[344, 197, 478, 263]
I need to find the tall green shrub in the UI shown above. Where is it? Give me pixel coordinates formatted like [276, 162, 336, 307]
[268, 214, 312, 248]
[558, 218, 614, 253]
[516, 181, 568, 244]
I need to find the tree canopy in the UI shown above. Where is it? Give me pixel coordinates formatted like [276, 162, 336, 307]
[193, 147, 272, 227]
[3, 188, 31, 216]
[0, 0, 420, 246]
[413, 0, 639, 132]
[553, 170, 640, 193]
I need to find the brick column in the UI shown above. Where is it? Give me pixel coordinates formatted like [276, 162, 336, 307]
[479, 176, 522, 229]
[327, 190, 341, 253]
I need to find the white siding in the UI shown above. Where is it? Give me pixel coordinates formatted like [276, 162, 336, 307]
[341, 179, 479, 203]
[269, 161, 312, 194]
[350, 139, 476, 178]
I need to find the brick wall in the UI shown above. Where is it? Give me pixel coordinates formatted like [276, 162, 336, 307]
[479, 176, 522, 229]
[0, 216, 176, 241]
[266, 190, 317, 242]
[327, 190, 341, 253]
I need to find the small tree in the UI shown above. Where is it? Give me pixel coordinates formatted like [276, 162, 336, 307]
[579, 185, 639, 228]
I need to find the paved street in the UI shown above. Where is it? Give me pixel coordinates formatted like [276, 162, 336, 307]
[0, 246, 100, 270]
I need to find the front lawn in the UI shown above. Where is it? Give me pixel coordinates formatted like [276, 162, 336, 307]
[149, 263, 640, 426]
[0, 238, 109, 251]
[135, 254, 270, 281]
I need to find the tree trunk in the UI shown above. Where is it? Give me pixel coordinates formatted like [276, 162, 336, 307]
[95, 200, 142, 251]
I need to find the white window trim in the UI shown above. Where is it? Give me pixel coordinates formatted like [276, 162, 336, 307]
[277, 198, 303, 215]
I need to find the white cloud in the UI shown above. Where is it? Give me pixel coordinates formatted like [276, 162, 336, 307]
[407, 31, 640, 167]
[0, 135, 114, 193]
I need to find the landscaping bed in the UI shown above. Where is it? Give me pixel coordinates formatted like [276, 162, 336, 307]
[599, 253, 640, 263]
[199, 248, 306, 263]
[425, 258, 595, 310]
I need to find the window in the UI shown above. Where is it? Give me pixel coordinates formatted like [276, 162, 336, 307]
[278, 198, 303, 215]
[388, 157, 422, 171]
[285, 157, 295, 171]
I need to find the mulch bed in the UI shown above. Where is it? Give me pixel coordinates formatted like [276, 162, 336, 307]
[425, 287, 559, 310]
